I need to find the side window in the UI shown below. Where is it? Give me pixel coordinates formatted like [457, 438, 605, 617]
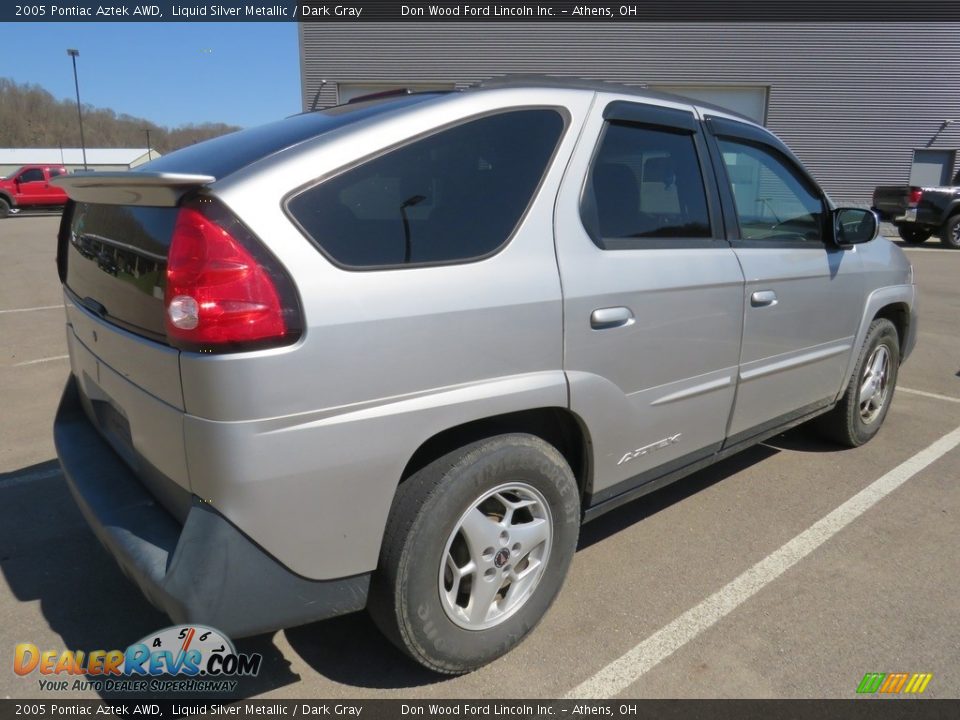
[19, 169, 45, 183]
[287, 109, 565, 268]
[717, 139, 825, 242]
[582, 122, 711, 248]
[48, 168, 66, 178]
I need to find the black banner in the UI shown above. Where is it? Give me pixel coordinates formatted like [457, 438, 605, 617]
[2, 700, 960, 720]
[4, 0, 960, 22]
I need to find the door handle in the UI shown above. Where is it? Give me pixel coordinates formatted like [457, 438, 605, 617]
[591, 306, 634, 330]
[750, 290, 778, 307]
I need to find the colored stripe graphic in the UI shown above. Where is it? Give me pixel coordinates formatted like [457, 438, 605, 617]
[879, 673, 909, 693]
[857, 672, 932, 694]
[857, 673, 885, 694]
[904, 673, 934, 694]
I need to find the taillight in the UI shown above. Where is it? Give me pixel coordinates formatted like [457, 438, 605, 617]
[908, 188, 923, 207]
[165, 197, 301, 352]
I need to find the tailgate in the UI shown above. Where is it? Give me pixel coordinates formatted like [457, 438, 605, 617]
[54, 172, 215, 513]
[872, 185, 911, 215]
[54, 171, 214, 409]
[60, 200, 184, 407]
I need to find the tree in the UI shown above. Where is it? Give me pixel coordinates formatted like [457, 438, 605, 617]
[0, 77, 241, 153]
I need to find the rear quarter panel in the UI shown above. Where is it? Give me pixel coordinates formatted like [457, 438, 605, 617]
[179, 89, 594, 579]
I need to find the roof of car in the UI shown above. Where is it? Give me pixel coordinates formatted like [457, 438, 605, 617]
[140, 78, 758, 186]
[469, 74, 757, 124]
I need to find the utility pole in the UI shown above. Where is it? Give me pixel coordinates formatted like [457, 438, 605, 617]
[66, 49, 88, 171]
[144, 128, 152, 161]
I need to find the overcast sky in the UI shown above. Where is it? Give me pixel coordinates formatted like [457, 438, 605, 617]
[0, 22, 301, 129]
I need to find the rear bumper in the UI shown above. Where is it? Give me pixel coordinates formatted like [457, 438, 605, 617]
[893, 208, 918, 224]
[54, 375, 370, 638]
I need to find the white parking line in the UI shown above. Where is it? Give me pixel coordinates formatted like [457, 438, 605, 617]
[899, 387, 960, 404]
[0, 305, 62, 315]
[567, 423, 960, 699]
[13, 354, 69, 367]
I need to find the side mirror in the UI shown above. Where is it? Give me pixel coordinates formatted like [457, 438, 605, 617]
[833, 207, 878, 247]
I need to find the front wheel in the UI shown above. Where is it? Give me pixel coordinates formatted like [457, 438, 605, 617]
[940, 215, 960, 249]
[0, 198, 9, 219]
[368, 434, 580, 674]
[816, 318, 899, 447]
[896, 225, 929, 244]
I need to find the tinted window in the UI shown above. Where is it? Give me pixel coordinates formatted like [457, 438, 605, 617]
[583, 122, 711, 248]
[718, 139, 825, 242]
[19, 169, 44, 182]
[64, 203, 179, 341]
[49, 167, 66, 177]
[288, 109, 565, 268]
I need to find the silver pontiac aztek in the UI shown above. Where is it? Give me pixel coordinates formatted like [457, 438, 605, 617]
[53, 79, 917, 674]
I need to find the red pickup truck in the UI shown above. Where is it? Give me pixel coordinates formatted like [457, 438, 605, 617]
[0, 165, 69, 218]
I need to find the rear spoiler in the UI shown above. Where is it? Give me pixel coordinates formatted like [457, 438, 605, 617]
[51, 171, 216, 207]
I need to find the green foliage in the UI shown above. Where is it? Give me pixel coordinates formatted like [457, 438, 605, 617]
[0, 77, 242, 153]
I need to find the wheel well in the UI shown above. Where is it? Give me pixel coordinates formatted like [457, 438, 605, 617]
[874, 303, 910, 355]
[0, 192, 13, 206]
[400, 408, 591, 498]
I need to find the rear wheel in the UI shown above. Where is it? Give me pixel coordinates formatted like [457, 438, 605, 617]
[0, 198, 9, 219]
[816, 318, 899, 447]
[896, 225, 929, 244]
[368, 434, 580, 674]
[940, 214, 960, 249]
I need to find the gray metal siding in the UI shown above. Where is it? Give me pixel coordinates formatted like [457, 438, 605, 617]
[300, 22, 960, 205]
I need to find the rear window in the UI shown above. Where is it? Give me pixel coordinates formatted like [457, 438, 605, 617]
[286, 109, 565, 268]
[64, 203, 179, 341]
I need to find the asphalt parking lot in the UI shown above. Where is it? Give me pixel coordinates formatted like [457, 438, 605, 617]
[1, 215, 958, 700]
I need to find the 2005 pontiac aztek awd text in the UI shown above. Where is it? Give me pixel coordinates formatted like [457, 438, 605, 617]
[53, 79, 916, 674]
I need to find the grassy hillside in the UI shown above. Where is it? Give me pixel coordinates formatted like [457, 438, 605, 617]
[0, 77, 241, 154]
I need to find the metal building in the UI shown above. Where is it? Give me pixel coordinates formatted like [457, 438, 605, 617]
[299, 22, 960, 204]
[0, 148, 158, 177]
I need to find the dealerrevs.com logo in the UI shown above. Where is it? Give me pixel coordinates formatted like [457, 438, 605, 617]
[14, 625, 262, 693]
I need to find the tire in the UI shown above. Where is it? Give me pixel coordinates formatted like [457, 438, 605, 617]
[368, 433, 580, 674]
[816, 318, 899, 447]
[0, 197, 9, 219]
[940, 214, 960, 250]
[896, 225, 929, 244]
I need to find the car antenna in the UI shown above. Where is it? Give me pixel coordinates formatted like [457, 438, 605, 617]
[309, 79, 328, 112]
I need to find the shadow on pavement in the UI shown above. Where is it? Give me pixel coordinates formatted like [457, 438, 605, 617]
[763, 425, 845, 453]
[284, 613, 444, 691]
[1, 424, 834, 694]
[0, 460, 299, 700]
[577, 442, 779, 551]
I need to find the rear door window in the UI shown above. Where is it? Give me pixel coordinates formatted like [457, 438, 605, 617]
[581, 121, 712, 248]
[286, 109, 565, 268]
